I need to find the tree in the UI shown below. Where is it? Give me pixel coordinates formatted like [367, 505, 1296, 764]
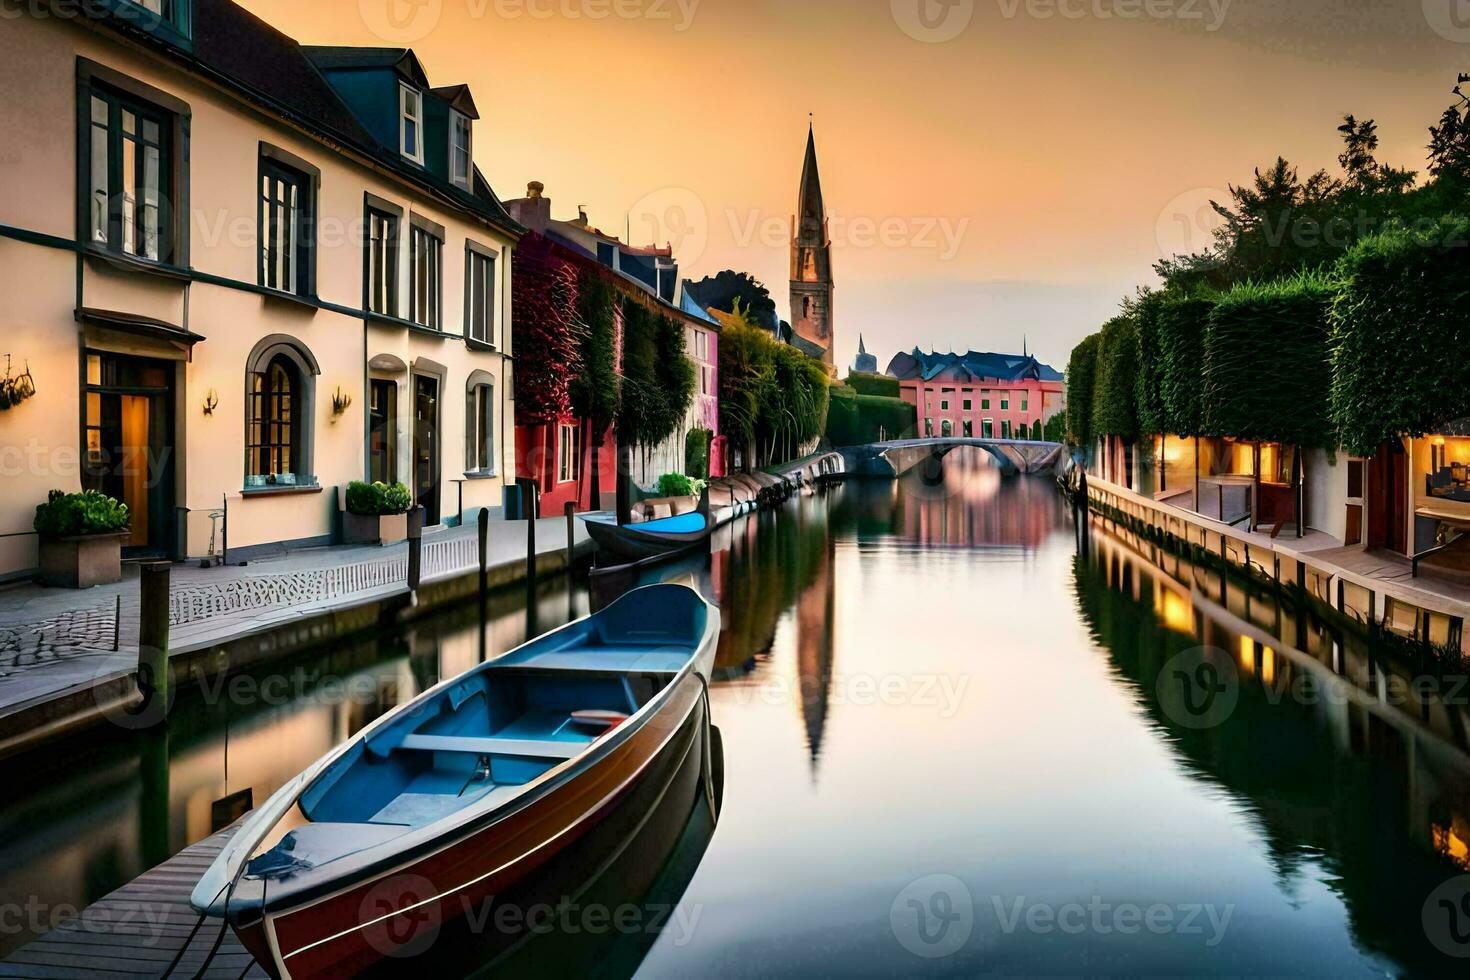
[685, 271, 779, 328]
[569, 267, 620, 506]
[1092, 315, 1140, 443]
[1066, 333, 1102, 447]
[1428, 75, 1470, 191]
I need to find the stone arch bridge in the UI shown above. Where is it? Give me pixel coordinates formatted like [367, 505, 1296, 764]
[840, 438, 1065, 478]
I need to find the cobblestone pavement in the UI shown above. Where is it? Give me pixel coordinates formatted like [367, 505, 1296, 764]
[0, 518, 579, 675]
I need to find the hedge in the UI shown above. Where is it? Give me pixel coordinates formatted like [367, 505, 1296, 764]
[1092, 315, 1140, 441]
[1066, 333, 1101, 446]
[1330, 216, 1470, 456]
[1132, 292, 1168, 437]
[1203, 271, 1335, 448]
[825, 385, 916, 446]
[1156, 289, 1216, 438]
[846, 371, 901, 398]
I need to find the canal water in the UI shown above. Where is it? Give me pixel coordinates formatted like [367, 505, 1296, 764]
[1, 449, 1468, 974]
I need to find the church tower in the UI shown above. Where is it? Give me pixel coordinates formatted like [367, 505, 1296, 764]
[791, 122, 834, 369]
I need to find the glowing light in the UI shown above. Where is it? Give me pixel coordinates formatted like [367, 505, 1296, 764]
[1159, 590, 1194, 635]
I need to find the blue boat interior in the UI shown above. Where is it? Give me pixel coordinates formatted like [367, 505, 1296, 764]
[629, 512, 708, 536]
[244, 586, 709, 877]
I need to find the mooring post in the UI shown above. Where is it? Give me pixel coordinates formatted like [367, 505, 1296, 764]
[407, 506, 424, 592]
[478, 508, 490, 601]
[138, 561, 171, 722]
[564, 501, 576, 575]
[113, 593, 121, 652]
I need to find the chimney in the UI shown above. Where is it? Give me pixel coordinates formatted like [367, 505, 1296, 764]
[506, 180, 550, 233]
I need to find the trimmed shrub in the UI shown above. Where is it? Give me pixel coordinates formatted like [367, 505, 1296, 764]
[846, 371, 900, 398]
[346, 481, 412, 516]
[1043, 412, 1067, 443]
[1132, 292, 1168, 438]
[1156, 289, 1216, 437]
[1066, 333, 1101, 446]
[1203, 271, 1335, 448]
[685, 428, 713, 480]
[1092, 316, 1140, 441]
[34, 490, 130, 537]
[1330, 217, 1470, 456]
[825, 385, 916, 446]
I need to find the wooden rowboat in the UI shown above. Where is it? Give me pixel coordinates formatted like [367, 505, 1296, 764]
[190, 583, 720, 979]
[582, 489, 716, 563]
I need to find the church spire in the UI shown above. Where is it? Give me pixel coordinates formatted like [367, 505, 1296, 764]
[797, 119, 826, 232]
[858, 333, 867, 355]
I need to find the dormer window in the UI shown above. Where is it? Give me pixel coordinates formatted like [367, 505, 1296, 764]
[120, 0, 192, 41]
[399, 84, 424, 165]
[450, 112, 472, 190]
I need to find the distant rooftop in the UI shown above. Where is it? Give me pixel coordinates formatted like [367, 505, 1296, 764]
[885, 349, 1064, 385]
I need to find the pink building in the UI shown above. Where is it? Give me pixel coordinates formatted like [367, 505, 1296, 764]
[885, 349, 1065, 441]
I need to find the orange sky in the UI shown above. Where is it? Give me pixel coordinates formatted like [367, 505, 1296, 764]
[240, 0, 1469, 370]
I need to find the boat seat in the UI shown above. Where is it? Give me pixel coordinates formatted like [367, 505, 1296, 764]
[514, 648, 689, 672]
[396, 734, 585, 760]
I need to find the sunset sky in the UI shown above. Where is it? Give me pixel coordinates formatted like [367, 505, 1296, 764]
[240, 0, 1470, 371]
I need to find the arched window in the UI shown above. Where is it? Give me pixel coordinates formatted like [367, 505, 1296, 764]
[245, 336, 318, 487]
[941, 419, 953, 438]
[466, 371, 496, 475]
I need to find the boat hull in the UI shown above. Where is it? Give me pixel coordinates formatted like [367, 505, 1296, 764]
[584, 517, 711, 562]
[249, 670, 709, 979]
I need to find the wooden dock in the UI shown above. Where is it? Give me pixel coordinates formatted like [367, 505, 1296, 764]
[0, 825, 267, 979]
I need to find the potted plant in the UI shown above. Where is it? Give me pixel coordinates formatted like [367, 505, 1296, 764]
[342, 481, 414, 545]
[34, 489, 130, 588]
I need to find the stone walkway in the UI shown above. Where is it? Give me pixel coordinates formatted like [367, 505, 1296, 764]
[0, 516, 589, 728]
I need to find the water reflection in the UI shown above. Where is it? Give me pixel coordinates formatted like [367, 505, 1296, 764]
[6, 456, 1470, 975]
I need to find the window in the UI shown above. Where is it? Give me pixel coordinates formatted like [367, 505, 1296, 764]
[981, 399, 990, 411]
[450, 111, 472, 190]
[1001, 420, 1012, 439]
[924, 418, 933, 437]
[963, 420, 973, 437]
[465, 245, 496, 345]
[410, 225, 443, 328]
[1022, 398, 1029, 412]
[259, 159, 312, 295]
[466, 379, 495, 474]
[369, 379, 397, 483]
[963, 400, 972, 412]
[87, 88, 171, 262]
[983, 420, 994, 438]
[1001, 398, 1010, 411]
[558, 423, 580, 484]
[941, 400, 949, 411]
[368, 209, 399, 316]
[941, 420, 953, 438]
[400, 85, 424, 164]
[245, 338, 317, 488]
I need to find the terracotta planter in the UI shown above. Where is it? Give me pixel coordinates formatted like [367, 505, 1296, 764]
[342, 511, 411, 546]
[38, 532, 127, 589]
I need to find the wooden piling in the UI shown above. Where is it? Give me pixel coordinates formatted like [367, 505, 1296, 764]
[138, 561, 170, 722]
[564, 500, 576, 574]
